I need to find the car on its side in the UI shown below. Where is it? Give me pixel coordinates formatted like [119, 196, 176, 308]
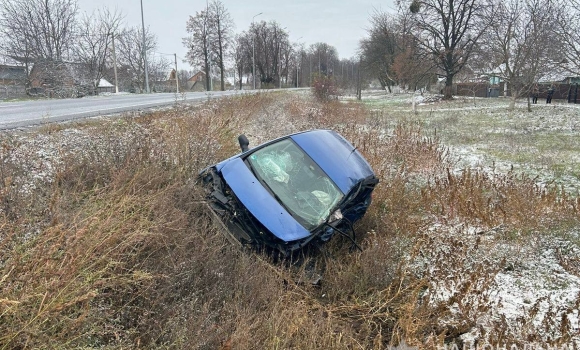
[199, 129, 378, 256]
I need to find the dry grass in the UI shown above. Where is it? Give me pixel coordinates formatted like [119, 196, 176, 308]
[0, 92, 578, 349]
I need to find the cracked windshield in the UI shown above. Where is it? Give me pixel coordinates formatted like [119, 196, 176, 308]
[247, 139, 342, 229]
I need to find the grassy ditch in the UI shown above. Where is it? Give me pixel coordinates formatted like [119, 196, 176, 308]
[1, 92, 579, 349]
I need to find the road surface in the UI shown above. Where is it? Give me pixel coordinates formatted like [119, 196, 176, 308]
[0, 90, 251, 130]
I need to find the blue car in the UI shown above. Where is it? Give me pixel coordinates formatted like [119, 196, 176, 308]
[199, 129, 378, 255]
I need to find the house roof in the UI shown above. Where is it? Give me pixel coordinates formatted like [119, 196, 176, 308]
[98, 78, 114, 87]
[188, 71, 205, 81]
[538, 63, 580, 83]
[485, 62, 580, 83]
[0, 65, 26, 80]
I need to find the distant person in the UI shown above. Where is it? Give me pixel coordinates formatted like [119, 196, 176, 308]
[546, 85, 555, 104]
[532, 84, 539, 104]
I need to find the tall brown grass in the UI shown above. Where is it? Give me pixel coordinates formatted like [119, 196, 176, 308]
[1, 93, 578, 349]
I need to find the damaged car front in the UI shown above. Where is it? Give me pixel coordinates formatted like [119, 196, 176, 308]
[199, 129, 378, 256]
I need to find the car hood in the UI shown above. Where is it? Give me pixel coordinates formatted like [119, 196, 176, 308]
[220, 157, 311, 242]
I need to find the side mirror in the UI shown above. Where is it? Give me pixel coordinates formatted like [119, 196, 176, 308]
[238, 134, 250, 152]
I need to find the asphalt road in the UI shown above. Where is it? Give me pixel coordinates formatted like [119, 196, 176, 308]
[0, 90, 251, 130]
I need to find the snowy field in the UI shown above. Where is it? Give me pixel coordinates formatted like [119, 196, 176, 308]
[357, 91, 580, 348]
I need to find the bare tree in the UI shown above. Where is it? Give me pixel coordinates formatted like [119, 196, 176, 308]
[392, 40, 435, 91]
[279, 39, 292, 87]
[0, 0, 78, 87]
[556, 0, 580, 76]
[72, 8, 123, 95]
[1, 0, 78, 60]
[336, 58, 353, 89]
[400, 0, 490, 99]
[177, 69, 192, 90]
[484, 0, 558, 110]
[248, 21, 290, 87]
[147, 55, 171, 92]
[232, 33, 250, 90]
[309, 42, 339, 77]
[360, 10, 400, 91]
[183, 9, 212, 91]
[291, 42, 306, 87]
[116, 26, 157, 93]
[208, 0, 234, 91]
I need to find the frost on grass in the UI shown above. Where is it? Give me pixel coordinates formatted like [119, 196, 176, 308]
[2, 123, 150, 194]
[411, 222, 580, 346]
[1, 92, 580, 348]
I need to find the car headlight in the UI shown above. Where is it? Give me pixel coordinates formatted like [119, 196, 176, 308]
[328, 209, 343, 224]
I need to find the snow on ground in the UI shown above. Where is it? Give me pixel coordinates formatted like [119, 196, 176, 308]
[359, 91, 580, 347]
[411, 221, 580, 347]
[3, 91, 580, 346]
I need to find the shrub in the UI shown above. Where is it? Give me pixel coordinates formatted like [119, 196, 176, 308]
[311, 73, 339, 101]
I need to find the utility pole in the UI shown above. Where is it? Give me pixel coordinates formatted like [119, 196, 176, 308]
[174, 53, 179, 93]
[206, 0, 212, 92]
[309, 55, 312, 86]
[252, 12, 262, 90]
[110, 32, 119, 93]
[296, 53, 299, 88]
[140, 0, 150, 93]
[357, 56, 362, 100]
[295, 37, 302, 88]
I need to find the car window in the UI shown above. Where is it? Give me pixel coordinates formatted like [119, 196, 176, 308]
[247, 139, 343, 230]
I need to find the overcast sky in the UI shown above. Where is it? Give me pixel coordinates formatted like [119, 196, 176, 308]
[76, 0, 397, 71]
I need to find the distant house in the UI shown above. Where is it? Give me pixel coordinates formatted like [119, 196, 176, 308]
[483, 64, 505, 95]
[538, 69, 580, 85]
[0, 64, 26, 84]
[538, 66, 580, 103]
[187, 71, 206, 91]
[97, 78, 115, 93]
[146, 69, 179, 93]
[0, 64, 27, 97]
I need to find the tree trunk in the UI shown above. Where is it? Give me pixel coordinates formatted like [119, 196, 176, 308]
[204, 50, 211, 91]
[527, 96, 532, 112]
[219, 45, 225, 91]
[509, 95, 516, 111]
[220, 66, 225, 91]
[444, 75, 454, 100]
